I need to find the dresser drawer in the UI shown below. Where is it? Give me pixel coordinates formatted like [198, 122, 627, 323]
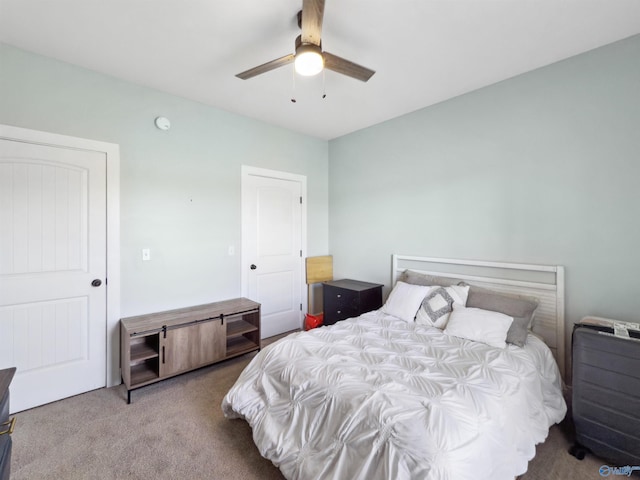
[325, 285, 358, 308]
[0, 390, 9, 425]
[0, 368, 15, 480]
[0, 434, 10, 480]
[323, 285, 359, 324]
[322, 279, 383, 326]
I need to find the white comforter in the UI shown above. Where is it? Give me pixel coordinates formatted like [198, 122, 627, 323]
[222, 310, 566, 480]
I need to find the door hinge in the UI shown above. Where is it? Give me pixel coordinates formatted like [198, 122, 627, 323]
[300, 250, 302, 257]
[300, 303, 303, 311]
[299, 196, 302, 204]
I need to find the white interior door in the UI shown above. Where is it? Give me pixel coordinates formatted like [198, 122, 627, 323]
[0, 138, 107, 412]
[242, 167, 305, 338]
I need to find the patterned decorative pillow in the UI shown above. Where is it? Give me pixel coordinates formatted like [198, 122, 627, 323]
[415, 285, 469, 329]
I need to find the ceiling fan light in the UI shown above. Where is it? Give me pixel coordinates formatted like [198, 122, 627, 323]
[294, 46, 324, 76]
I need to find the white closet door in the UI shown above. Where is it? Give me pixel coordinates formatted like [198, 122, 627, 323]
[0, 138, 107, 412]
[242, 169, 304, 338]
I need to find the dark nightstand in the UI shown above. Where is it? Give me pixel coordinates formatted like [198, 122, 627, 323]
[322, 279, 383, 325]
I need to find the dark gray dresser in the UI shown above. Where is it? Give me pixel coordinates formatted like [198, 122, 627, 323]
[0, 368, 16, 480]
[322, 279, 383, 325]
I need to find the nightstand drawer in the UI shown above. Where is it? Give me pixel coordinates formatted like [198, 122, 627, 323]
[325, 287, 358, 308]
[323, 288, 359, 323]
[322, 279, 383, 326]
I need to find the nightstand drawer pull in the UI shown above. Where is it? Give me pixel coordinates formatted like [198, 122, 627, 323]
[0, 416, 16, 435]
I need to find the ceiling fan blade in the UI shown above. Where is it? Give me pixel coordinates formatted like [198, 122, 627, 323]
[323, 52, 375, 82]
[301, 0, 325, 46]
[235, 54, 295, 80]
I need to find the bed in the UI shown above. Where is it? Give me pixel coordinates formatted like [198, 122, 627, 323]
[222, 255, 567, 480]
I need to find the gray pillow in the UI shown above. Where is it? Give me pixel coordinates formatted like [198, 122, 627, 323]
[465, 286, 539, 347]
[398, 269, 461, 287]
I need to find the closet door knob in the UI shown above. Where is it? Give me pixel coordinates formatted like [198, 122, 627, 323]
[250, 264, 257, 270]
[91, 279, 102, 287]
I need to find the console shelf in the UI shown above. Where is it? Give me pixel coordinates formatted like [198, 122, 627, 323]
[121, 298, 261, 403]
[226, 335, 260, 357]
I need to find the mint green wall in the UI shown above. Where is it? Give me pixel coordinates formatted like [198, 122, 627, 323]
[329, 35, 640, 338]
[0, 43, 329, 317]
[3, 33, 639, 341]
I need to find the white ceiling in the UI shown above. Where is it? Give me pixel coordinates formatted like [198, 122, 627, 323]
[1, 1, 639, 140]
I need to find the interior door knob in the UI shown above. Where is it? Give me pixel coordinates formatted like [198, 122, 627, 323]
[91, 279, 102, 287]
[250, 264, 257, 270]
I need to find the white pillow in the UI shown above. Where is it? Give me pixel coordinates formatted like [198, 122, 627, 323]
[444, 304, 514, 348]
[381, 281, 431, 323]
[415, 285, 469, 329]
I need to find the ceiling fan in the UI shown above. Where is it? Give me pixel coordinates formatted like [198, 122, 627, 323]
[235, 0, 375, 82]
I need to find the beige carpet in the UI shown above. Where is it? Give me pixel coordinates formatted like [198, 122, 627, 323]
[11, 352, 615, 480]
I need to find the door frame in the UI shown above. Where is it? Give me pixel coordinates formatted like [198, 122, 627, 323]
[0, 124, 121, 388]
[240, 165, 308, 328]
